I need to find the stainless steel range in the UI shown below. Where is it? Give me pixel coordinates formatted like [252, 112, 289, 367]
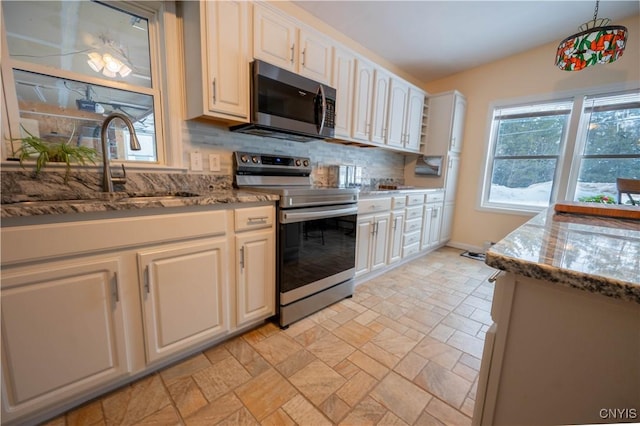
[234, 151, 359, 328]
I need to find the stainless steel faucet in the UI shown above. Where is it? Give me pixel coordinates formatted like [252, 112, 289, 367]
[100, 112, 141, 192]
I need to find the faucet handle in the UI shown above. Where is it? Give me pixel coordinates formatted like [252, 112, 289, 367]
[111, 164, 128, 185]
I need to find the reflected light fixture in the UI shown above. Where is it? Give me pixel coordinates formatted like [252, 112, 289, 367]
[555, 0, 627, 71]
[87, 51, 132, 78]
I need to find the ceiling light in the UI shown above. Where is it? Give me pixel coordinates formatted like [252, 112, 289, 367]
[87, 51, 133, 79]
[555, 0, 627, 71]
[87, 52, 105, 73]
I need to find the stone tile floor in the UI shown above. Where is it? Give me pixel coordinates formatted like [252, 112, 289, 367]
[43, 247, 496, 426]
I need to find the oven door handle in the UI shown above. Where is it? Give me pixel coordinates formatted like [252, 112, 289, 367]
[280, 205, 357, 223]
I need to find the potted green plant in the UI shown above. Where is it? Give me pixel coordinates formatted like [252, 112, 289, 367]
[12, 127, 99, 183]
[578, 194, 616, 204]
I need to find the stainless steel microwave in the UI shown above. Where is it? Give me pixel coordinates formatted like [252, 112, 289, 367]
[230, 60, 336, 142]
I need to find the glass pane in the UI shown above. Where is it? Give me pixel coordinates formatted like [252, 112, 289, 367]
[4, 1, 151, 87]
[12, 70, 156, 162]
[583, 107, 640, 156]
[489, 158, 557, 207]
[575, 158, 640, 201]
[495, 115, 567, 157]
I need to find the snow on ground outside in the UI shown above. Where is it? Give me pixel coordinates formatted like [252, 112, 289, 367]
[490, 181, 618, 206]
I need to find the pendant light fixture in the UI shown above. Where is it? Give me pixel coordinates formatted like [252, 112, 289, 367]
[555, 0, 627, 71]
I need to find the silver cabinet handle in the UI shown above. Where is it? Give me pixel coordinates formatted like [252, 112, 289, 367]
[112, 272, 120, 303]
[302, 48, 306, 66]
[248, 216, 268, 223]
[240, 246, 245, 269]
[212, 77, 216, 103]
[290, 44, 295, 63]
[144, 268, 150, 294]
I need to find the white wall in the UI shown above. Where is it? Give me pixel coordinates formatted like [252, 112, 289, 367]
[416, 14, 640, 250]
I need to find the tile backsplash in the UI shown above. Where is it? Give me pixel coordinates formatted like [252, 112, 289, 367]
[183, 120, 406, 188]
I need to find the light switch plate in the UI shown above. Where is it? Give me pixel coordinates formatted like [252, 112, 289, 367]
[190, 152, 203, 171]
[209, 154, 221, 172]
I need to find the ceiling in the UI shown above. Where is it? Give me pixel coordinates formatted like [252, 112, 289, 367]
[292, 1, 640, 83]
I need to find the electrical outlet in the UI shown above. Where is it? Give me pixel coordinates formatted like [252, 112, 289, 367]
[190, 152, 203, 171]
[209, 154, 221, 172]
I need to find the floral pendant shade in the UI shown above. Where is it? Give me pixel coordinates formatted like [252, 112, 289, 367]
[555, 1, 628, 71]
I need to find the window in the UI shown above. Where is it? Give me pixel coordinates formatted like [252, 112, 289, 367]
[1, 1, 166, 163]
[483, 101, 572, 210]
[482, 89, 640, 213]
[573, 93, 640, 201]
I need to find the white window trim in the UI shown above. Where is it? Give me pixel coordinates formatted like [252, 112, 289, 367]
[0, 0, 184, 170]
[477, 81, 640, 215]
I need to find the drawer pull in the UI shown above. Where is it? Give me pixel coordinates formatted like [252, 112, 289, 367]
[488, 270, 502, 283]
[248, 216, 268, 223]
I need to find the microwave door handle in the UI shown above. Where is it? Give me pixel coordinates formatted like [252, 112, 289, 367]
[316, 84, 327, 134]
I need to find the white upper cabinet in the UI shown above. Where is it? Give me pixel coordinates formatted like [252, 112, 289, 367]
[371, 68, 391, 144]
[331, 46, 356, 139]
[298, 27, 333, 84]
[182, 1, 250, 122]
[352, 58, 375, 142]
[425, 91, 467, 155]
[386, 78, 410, 148]
[404, 86, 426, 152]
[253, 3, 332, 84]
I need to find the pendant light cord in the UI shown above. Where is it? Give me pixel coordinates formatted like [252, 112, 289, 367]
[593, 0, 599, 23]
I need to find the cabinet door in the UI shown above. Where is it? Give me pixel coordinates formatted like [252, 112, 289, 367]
[421, 205, 434, 250]
[371, 213, 390, 271]
[332, 46, 355, 139]
[138, 239, 228, 363]
[429, 204, 443, 247]
[236, 229, 275, 327]
[355, 216, 374, 276]
[440, 202, 455, 243]
[386, 78, 409, 148]
[404, 87, 425, 152]
[1, 258, 128, 412]
[253, 4, 297, 72]
[371, 68, 391, 144]
[298, 27, 332, 84]
[205, 0, 249, 118]
[352, 59, 375, 142]
[388, 210, 405, 264]
[444, 153, 461, 203]
[450, 94, 466, 153]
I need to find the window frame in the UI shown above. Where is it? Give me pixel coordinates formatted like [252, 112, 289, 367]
[0, 0, 182, 169]
[479, 83, 640, 215]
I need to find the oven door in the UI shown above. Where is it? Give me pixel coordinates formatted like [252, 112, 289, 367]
[278, 203, 357, 305]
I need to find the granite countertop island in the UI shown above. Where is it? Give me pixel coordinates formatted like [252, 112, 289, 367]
[485, 207, 640, 304]
[475, 205, 640, 425]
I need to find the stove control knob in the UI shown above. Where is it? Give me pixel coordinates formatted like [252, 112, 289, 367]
[295, 159, 301, 166]
[252, 156, 259, 164]
[303, 160, 309, 167]
[240, 154, 249, 163]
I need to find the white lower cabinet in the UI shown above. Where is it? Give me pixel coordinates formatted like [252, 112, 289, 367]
[421, 191, 445, 250]
[234, 205, 275, 327]
[355, 197, 392, 277]
[1, 203, 276, 425]
[388, 210, 405, 264]
[1, 256, 130, 423]
[137, 238, 229, 364]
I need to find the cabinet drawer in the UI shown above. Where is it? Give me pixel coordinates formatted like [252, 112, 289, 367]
[407, 194, 425, 206]
[426, 191, 445, 203]
[391, 196, 407, 210]
[358, 197, 392, 214]
[403, 231, 421, 246]
[403, 243, 420, 258]
[404, 217, 422, 233]
[235, 206, 274, 232]
[405, 205, 423, 220]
